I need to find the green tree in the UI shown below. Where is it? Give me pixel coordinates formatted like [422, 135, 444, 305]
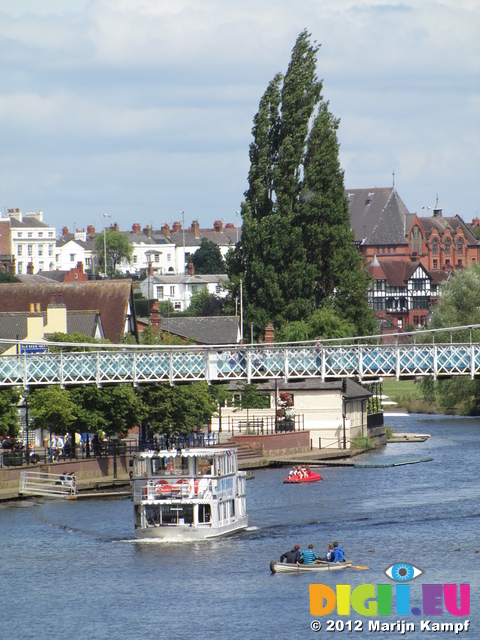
[185, 287, 224, 316]
[228, 30, 374, 338]
[0, 388, 21, 436]
[424, 265, 480, 414]
[95, 230, 133, 275]
[141, 382, 218, 436]
[191, 239, 226, 274]
[236, 382, 269, 424]
[29, 386, 76, 436]
[0, 271, 18, 283]
[69, 385, 145, 437]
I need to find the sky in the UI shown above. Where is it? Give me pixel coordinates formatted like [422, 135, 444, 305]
[1, 0, 479, 235]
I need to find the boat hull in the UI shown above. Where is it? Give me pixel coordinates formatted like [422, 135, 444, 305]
[135, 516, 249, 541]
[270, 560, 352, 573]
[284, 472, 322, 484]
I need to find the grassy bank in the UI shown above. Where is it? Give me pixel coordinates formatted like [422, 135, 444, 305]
[381, 378, 437, 414]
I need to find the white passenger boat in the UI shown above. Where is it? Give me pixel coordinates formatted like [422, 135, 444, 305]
[131, 447, 248, 540]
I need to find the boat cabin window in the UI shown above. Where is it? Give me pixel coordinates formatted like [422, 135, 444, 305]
[197, 457, 214, 475]
[152, 456, 190, 475]
[134, 457, 149, 477]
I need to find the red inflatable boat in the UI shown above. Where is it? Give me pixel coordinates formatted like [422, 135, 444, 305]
[284, 471, 322, 484]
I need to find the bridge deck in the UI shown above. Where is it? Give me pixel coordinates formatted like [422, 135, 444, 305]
[1, 341, 479, 387]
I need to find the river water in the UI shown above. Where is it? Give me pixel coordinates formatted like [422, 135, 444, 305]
[1, 414, 479, 640]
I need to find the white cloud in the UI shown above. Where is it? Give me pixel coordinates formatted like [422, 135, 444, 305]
[0, 0, 478, 230]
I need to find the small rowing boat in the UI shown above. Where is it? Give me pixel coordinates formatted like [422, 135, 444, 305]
[270, 560, 352, 574]
[284, 471, 322, 484]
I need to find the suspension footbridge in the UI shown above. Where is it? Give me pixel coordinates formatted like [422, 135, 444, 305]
[1, 325, 479, 388]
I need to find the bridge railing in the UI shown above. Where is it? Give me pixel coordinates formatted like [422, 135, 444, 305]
[1, 327, 480, 387]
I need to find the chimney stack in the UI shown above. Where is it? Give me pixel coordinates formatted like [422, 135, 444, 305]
[132, 222, 141, 234]
[87, 225, 95, 238]
[62, 226, 69, 236]
[264, 322, 274, 343]
[172, 221, 181, 232]
[213, 220, 223, 232]
[161, 223, 170, 238]
[191, 220, 200, 238]
[150, 301, 161, 335]
[187, 262, 195, 276]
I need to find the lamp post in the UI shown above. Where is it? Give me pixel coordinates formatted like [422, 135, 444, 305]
[103, 213, 110, 278]
[180, 210, 185, 274]
[236, 210, 240, 243]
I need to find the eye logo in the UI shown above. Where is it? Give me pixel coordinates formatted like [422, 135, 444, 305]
[384, 562, 424, 582]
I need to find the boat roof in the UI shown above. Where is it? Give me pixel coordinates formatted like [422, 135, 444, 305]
[134, 447, 236, 459]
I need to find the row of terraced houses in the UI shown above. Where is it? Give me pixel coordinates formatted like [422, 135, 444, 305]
[1, 186, 479, 330]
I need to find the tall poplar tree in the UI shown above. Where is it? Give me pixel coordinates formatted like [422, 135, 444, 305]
[228, 30, 374, 338]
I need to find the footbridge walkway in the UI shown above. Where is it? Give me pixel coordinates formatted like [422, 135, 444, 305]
[1, 325, 480, 388]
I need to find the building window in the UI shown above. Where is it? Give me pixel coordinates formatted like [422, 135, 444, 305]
[433, 259, 438, 269]
[444, 238, 451, 254]
[397, 318, 403, 330]
[85, 257, 91, 266]
[432, 238, 438, 254]
[154, 254, 159, 263]
[38, 232, 43, 238]
[445, 259, 450, 266]
[70, 254, 75, 261]
[373, 298, 385, 311]
[27, 245, 33, 256]
[48, 245, 54, 256]
[38, 245, 43, 256]
[17, 263, 23, 274]
[48, 232, 54, 237]
[411, 279, 425, 291]
[133, 255, 137, 263]
[167, 253, 171, 262]
[17, 232, 23, 238]
[156, 286, 164, 300]
[376, 280, 385, 291]
[28, 232, 33, 238]
[170, 286, 175, 296]
[17, 245, 23, 256]
[174, 302, 181, 310]
[456, 238, 463, 254]
[458, 259, 463, 267]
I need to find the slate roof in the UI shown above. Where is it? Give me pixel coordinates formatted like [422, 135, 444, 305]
[416, 215, 479, 245]
[149, 273, 229, 285]
[9, 216, 51, 229]
[230, 378, 371, 400]
[346, 187, 410, 245]
[0, 280, 136, 343]
[160, 316, 240, 344]
[0, 310, 103, 351]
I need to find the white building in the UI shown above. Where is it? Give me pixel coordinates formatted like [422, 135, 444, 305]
[140, 271, 229, 311]
[4, 210, 56, 275]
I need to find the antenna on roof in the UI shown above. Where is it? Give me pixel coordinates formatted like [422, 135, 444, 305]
[392, 170, 395, 188]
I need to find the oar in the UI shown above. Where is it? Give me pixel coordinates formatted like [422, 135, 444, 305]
[351, 565, 370, 570]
